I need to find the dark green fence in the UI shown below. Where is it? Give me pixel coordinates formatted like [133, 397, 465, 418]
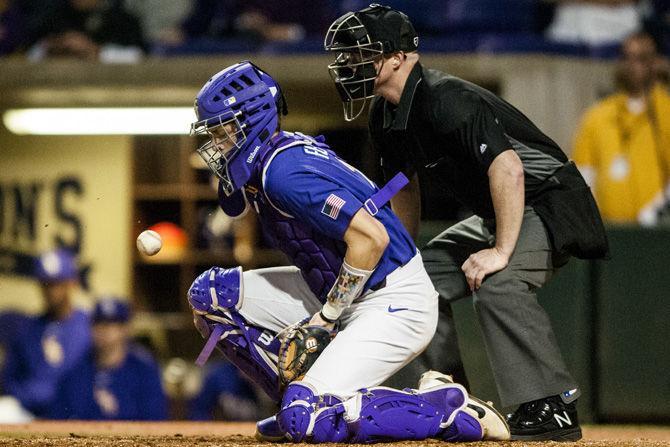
[414, 223, 670, 423]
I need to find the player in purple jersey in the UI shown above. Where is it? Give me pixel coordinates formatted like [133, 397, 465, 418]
[48, 297, 167, 420]
[0, 249, 91, 418]
[186, 61, 509, 443]
[187, 361, 261, 421]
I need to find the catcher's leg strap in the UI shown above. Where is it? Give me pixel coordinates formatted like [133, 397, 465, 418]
[197, 311, 281, 400]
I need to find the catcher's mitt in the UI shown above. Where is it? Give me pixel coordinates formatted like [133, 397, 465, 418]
[278, 324, 333, 386]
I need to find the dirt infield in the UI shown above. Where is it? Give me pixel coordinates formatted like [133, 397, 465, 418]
[0, 422, 669, 447]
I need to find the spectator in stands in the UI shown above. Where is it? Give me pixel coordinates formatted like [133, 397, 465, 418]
[180, 0, 240, 43]
[0, 249, 91, 418]
[546, 0, 642, 47]
[123, 0, 191, 47]
[180, 0, 334, 46]
[573, 32, 670, 225]
[0, 0, 25, 55]
[188, 361, 260, 421]
[27, 0, 146, 62]
[49, 297, 168, 420]
[234, 0, 335, 43]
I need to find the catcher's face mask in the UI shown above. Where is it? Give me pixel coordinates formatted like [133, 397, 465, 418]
[324, 12, 383, 121]
[191, 110, 247, 196]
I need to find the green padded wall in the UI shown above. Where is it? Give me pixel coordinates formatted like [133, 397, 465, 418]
[595, 228, 670, 421]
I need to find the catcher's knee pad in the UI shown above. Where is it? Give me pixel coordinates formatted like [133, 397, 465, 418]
[277, 382, 318, 442]
[188, 266, 282, 400]
[277, 382, 345, 442]
[188, 266, 243, 315]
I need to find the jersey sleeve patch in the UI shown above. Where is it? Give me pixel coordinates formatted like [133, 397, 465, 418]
[264, 149, 364, 240]
[321, 193, 346, 220]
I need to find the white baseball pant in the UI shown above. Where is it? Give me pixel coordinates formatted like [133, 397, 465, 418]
[237, 252, 438, 398]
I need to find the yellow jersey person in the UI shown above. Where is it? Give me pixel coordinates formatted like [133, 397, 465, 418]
[573, 32, 670, 225]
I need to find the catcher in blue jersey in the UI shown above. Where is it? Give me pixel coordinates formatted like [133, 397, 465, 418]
[186, 60, 509, 443]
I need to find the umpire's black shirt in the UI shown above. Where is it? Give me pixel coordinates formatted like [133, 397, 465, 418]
[370, 62, 568, 219]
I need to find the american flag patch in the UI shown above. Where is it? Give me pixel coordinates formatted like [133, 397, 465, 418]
[321, 194, 346, 219]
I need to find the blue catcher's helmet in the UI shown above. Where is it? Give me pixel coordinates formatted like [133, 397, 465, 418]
[191, 61, 288, 196]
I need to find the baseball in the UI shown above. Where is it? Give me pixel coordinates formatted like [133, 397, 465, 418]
[136, 230, 162, 256]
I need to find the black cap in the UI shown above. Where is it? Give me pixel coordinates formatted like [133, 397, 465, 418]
[356, 4, 418, 53]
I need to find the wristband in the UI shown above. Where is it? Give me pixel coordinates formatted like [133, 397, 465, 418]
[322, 260, 374, 321]
[318, 310, 338, 324]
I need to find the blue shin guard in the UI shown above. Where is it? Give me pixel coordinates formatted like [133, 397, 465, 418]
[189, 267, 282, 400]
[311, 402, 350, 443]
[310, 384, 482, 443]
[347, 387, 452, 443]
[255, 415, 286, 442]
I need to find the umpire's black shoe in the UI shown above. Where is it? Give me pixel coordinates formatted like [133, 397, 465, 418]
[506, 395, 582, 441]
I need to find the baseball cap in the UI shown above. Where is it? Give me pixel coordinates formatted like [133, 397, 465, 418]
[93, 297, 131, 323]
[34, 249, 78, 283]
[356, 4, 418, 53]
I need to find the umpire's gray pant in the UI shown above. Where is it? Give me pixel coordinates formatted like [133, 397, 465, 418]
[394, 208, 579, 408]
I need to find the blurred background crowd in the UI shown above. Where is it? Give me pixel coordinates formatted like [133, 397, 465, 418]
[0, 248, 272, 422]
[1, 0, 670, 426]
[0, 0, 669, 60]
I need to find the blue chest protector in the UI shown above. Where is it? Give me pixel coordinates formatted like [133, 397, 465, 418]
[236, 131, 415, 302]
[246, 133, 346, 301]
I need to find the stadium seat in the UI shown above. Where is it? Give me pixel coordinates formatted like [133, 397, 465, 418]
[420, 35, 480, 53]
[587, 43, 621, 60]
[476, 33, 587, 57]
[430, 0, 538, 34]
[259, 38, 325, 55]
[153, 37, 259, 56]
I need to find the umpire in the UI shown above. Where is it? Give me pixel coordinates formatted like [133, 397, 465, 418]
[324, 4, 608, 442]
